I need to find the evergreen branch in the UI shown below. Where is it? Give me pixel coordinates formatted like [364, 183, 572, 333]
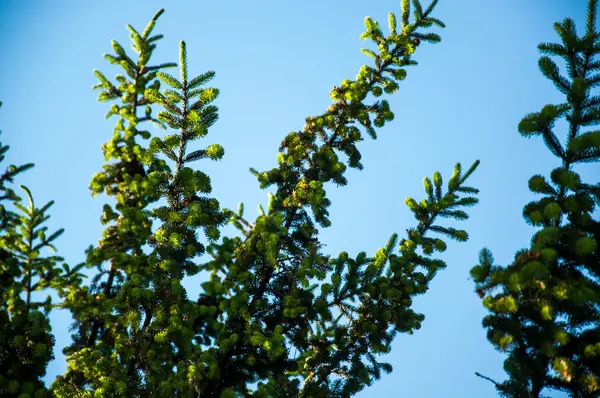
[474, 2, 600, 396]
[146, 34, 164, 43]
[475, 372, 500, 387]
[586, 0, 598, 38]
[142, 8, 165, 39]
[188, 71, 215, 90]
[538, 42, 568, 57]
[157, 71, 183, 90]
[146, 62, 177, 71]
[62, 10, 176, 392]
[539, 56, 571, 94]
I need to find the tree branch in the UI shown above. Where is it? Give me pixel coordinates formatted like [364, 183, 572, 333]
[475, 372, 500, 387]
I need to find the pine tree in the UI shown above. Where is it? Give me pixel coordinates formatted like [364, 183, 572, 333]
[52, 0, 481, 396]
[472, 1, 600, 396]
[52, 9, 178, 396]
[194, 0, 482, 392]
[0, 102, 83, 397]
[0, 1, 482, 396]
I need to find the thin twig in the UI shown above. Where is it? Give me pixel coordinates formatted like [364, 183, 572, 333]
[475, 372, 500, 387]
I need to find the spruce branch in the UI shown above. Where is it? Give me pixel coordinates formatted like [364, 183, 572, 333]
[57, 9, 180, 395]
[472, 1, 600, 396]
[0, 103, 71, 397]
[195, 0, 452, 395]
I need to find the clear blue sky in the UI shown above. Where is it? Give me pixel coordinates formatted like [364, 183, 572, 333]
[0, 0, 597, 396]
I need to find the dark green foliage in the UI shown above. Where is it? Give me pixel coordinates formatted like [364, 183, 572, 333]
[0, 103, 80, 397]
[472, 1, 600, 396]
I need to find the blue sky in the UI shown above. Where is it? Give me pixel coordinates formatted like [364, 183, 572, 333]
[0, 0, 597, 396]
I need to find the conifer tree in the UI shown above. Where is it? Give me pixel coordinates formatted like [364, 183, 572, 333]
[11, 0, 481, 396]
[0, 102, 82, 397]
[185, 0, 481, 394]
[52, 10, 178, 396]
[472, 1, 600, 396]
